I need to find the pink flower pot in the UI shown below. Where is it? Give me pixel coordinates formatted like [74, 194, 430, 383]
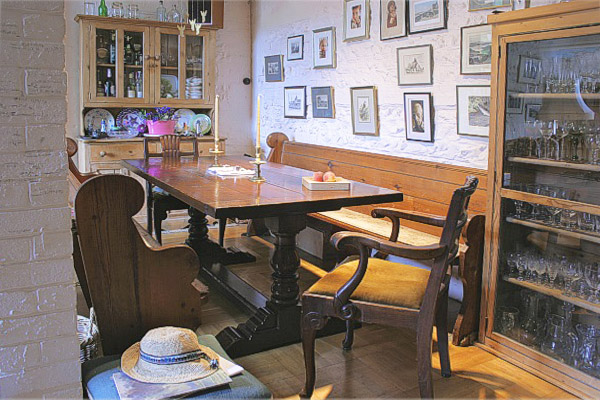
[147, 120, 176, 136]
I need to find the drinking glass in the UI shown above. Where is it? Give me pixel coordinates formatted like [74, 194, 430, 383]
[574, 324, 600, 374]
[541, 186, 562, 226]
[516, 252, 528, 281]
[540, 314, 578, 363]
[498, 306, 520, 339]
[84, 1, 96, 15]
[584, 263, 600, 303]
[547, 257, 560, 288]
[530, 258, 546, 285]
[110, 1, 123, 17]
[563, 261, 582, 296]
[520, 291, 541, 347]
[127, 4, 139, 19]
[578, 212, 595, 232]
[556, 121, 571, 161]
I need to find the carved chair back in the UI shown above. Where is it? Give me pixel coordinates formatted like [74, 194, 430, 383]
[143, 135, 198, 159]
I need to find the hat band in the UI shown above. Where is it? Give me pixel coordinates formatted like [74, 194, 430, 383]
[140, 349, 220, 369]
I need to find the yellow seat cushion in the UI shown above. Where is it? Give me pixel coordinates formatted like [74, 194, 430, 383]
[307, 258, 430, 309]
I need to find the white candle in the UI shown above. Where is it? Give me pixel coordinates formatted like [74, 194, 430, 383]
[256, 95, 261, 149]
[214, 95, 219, 142]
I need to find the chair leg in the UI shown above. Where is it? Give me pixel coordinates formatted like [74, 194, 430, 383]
[301, 307, 326, 398]
[416, 321, 434, 399]
[436, 291, 451, 378]
[218, 217, 227, 247]
[153, 205, 167, 245]
[146, 182, 153, 235]
[342, 319, 354, 350]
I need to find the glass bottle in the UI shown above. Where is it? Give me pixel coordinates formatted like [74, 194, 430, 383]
[109, 32, 116, 64]
[127, 73, 135, 98]
[156, 0, 167, 21]
[167, 4, 181, 23]
[136, 72, 143, 98]
[98, 0, 108, 16]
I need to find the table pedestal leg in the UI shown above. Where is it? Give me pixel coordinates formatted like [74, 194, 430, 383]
[216, 214, 306, 357]
[185, 207, 256, 267]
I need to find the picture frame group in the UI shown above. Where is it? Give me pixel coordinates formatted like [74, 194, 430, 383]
[283, 86, 335, 119]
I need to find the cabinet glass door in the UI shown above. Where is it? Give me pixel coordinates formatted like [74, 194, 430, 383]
[185, 34, 204, 100]
[90, 26, 118, 103]
[492, 28, 600, 382]
[121, 29, 149, 102]
[158, 32, 180, 100]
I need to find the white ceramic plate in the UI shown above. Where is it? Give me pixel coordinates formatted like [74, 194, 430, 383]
[84, 108, 115, 132]
[174, 109, 196, 133]
[160, 74, 178, 98]
[191, 114, 212, 135]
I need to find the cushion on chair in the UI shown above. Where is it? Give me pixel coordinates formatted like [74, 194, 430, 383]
[82, 334, 271, 399]
[307, 258, 431, 309]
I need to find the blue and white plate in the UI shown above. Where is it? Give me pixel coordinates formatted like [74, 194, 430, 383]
[116, 108, 145, 132]
[174, 109, 196, 133]
[84, 108, 114, 132]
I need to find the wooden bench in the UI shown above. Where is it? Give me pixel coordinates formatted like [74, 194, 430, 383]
[264, 133, 487, 346]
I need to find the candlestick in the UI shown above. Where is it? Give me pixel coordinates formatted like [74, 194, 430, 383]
[256, 95, 261, 149]
[214, 95, 219, 141]
[249, 144, 266, 183]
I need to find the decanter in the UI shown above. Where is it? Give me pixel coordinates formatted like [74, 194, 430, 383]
[167, 4, 182, 23]
[156, 0, 167, 22]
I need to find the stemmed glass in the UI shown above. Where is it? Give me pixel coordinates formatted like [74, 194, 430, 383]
[530, 258, 546, 285]
[541, 186, 562, 226]
[516, 252, 529, 281]
[556, 121, 571, 161]
[539, 121, 555, 159]
[547, 258, 560, 288]
[584, 263, 600, 303]
[563, 261, 582, 296]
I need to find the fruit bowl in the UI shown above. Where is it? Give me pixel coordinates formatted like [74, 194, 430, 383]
[302, 176, 350, 191]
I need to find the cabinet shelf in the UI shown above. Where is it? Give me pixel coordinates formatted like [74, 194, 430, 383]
[160, 66, 178, 71]
[515, 92, 600, 100]
[504, 277, 600, 314]
[507, 156, 600, 172]
[506, 217, 600, 245]
[124, 64, 143, 69]
[97, 63, 116, 68]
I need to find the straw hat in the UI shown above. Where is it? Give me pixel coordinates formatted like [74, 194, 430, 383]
[121, 326, 220, 384]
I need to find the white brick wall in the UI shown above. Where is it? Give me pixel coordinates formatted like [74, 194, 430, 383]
[0, 0, 81, 397]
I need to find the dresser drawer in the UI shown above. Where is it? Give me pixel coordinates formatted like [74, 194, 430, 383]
[89, 143, 143, 162]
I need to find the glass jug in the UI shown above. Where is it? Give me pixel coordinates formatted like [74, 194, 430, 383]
[520, 291, 541, 347]
[574, 323, 600, 376]
[540, 314, 578, 363]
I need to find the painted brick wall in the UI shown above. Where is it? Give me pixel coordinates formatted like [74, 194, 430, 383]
[251, 0, 558, 170]
[0, 1, 81, 397]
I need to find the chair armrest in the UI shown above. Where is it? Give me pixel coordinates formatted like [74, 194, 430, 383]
[331, 231, 447, 261]
[371, 207, 446, 228]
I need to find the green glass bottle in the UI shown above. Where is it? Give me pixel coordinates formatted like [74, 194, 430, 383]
[98, 0, 108, 16]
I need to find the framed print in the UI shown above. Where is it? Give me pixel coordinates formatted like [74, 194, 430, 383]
[284, 86, 307, 118]
[506, 91, 524, 114]
[460, 24, 492, 75]
[350, 86, 379, 136]
[380, 0, 406, 40]
[408, 0, 447, 34]
[396, 45, 433, 86]
[517, 55, 542, 84]
[287, 35, 304, 61]
[265, 55, 284, 82]
[311, 87, 335, 118]
[525, 103, 541, 122]
[468, 0, 511, 11]
[456, 85, 491, 137]
[404, 93, 434, 142]
[344, 0, 370, 42]
[313, 27, 336, 69]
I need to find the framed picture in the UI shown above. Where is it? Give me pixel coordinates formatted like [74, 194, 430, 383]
[506, 91, 524, 114]
[460, 24, 492, 75]
[380, 0, 406, 40]
[265, 55, 284, 82]
[456, 85, 491, 137]
[311, 87, 335, 118]
[517, 55, 542, 84]
[284, 86, 307, 118]
[350, 86, 379, 136]
[396, 44, 433, 86]
[468, 0, 511, 11]
[404, 93, 434, 142]
[313, 27, 336, 69]
[287, 35, 304, 61]
[525, 103, 541, 122]
[344, 0, 370, 42]
[408, 0, 447, 34]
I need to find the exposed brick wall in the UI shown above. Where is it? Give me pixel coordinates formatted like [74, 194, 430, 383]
[0, 0, 81, 397]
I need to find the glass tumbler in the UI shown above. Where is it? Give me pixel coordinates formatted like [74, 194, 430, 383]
[127, 4, 139, 19]
[498, 306, 520, 340]
[110, 1, 123, 17]
[84, 1, 96, 15]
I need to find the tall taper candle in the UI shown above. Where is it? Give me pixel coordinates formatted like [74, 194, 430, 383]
[256, 95, 261, 149]
[214, 95, 220, 141]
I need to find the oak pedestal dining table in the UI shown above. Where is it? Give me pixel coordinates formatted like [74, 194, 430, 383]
[122, 155, 403, 357]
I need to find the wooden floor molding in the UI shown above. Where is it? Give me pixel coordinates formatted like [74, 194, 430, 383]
[76, 217, 573, 399]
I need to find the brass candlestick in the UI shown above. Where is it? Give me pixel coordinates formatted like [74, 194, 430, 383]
[209, 140, 224, 167]
[249, 146, 266, 183]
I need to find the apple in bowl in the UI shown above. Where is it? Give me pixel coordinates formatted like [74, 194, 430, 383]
[312, 171, 324, 182]
[323, 171, 336, 182]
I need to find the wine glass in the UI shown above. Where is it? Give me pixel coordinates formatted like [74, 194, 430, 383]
[563, 261, 582, 296]
[556, 121, 571, 161]
[584, 263, 600, 303]
[516, 252, 528, 281]
[547, 257, 560, 288]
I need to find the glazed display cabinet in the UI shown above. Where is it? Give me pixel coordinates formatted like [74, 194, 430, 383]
[482, 2, 600, 397]
[77, 15, 216, 108]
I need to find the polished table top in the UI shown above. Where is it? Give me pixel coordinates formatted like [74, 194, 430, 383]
[123, 155, 403, 219]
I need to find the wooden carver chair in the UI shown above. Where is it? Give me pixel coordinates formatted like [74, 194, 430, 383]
[301, 176, 479, 399]
[75, 174, 205, 355]
[143, 135, 221, 244]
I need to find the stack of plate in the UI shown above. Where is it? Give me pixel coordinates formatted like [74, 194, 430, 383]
[185, 76, 203, 99]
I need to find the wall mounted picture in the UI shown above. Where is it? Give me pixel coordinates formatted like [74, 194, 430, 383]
[404, 93, 434, 142]
[461, 24, 492, 75]
[350, 86, 379, 136]
[311, 87, 335, 118]
[468, 0, 511, 11]
[408, 0, 447, 34]
[287, 35, 304, 61]
[525, 103, 541, 122]
[284, 86, 307, 118]
[517, 55, 542, 84]
[396, 44, 433, 86]
[380, 0, 406, 40]
[506, 91, 524, 114]
[313, 27, 337, 69]
[456, 85, 491, 137]
[265, 55, 284, 82]
[344, 0, 370, 42]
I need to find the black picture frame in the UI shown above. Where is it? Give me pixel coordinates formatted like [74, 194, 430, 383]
[265, 55, 284, 82]
[311, 87, 335, 118]
[408, 0, 448, 35]
[460, 24, 492, 76]
[403, 92, 434, 142]
[287, 35, 304, 61]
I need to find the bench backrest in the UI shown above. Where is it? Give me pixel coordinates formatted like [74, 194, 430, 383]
[279, 140, 488, 236]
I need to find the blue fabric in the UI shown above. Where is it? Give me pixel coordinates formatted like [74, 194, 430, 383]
[82, 335, 271, 400]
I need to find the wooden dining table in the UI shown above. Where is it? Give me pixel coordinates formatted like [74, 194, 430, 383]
[123, 155, 403, 357]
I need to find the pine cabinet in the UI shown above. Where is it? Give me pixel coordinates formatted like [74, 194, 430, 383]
[481, 2, 600, 397]
[77, 15, 216, 108]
